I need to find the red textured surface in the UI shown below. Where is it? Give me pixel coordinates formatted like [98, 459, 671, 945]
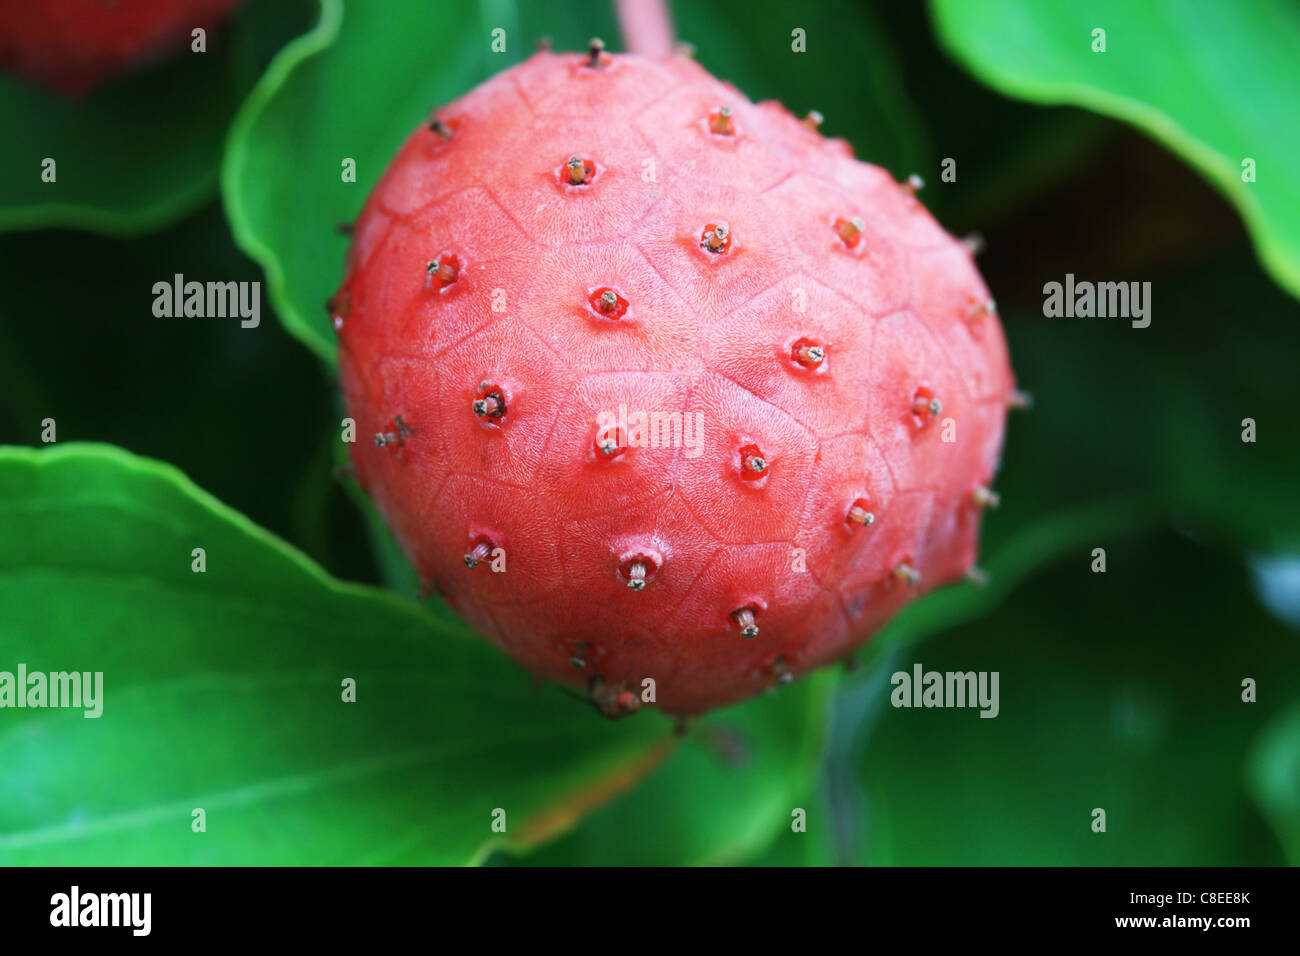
[0, 0, 241, 95]
[336, 50, 1015, 715]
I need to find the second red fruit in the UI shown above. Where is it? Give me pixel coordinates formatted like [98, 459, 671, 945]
[0, 0, 241, 95]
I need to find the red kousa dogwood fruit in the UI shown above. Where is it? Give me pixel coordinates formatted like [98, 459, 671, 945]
[334, 41, 1016, 716]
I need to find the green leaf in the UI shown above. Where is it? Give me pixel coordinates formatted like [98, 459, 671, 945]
[0, 205, 380, 584]
[222, 0, 484, 363]
[870, 1, 1112, 229]
[223, 0, 927, 362]
[744, 784, 840, 865]
[503, 669, 838, 866]
[1249, 701, 1300, 864]
[0, 0, 316, 235]
[854, 531, 1297, 865]
[929, 0, 1300, 300]
[0, 443, 673, 865]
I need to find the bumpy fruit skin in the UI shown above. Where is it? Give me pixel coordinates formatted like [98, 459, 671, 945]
[0, 0, 240, 95]
[336, 50, 1015, 715]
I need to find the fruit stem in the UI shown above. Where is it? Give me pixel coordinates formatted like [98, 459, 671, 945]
[615, 0, 675, 57]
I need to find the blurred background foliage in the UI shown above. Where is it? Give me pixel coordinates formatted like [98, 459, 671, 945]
[0, 0, 317, 233]
[0, 0, 1296, 865]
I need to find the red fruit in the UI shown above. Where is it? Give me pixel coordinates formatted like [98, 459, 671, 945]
[0, 0, 241, 96]
[335, 47, 1015, 715]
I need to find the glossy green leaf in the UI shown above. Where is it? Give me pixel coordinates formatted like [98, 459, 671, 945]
[223, 0, 485, 362]
[930, 0, 1300, 300]
[0, 443, 673, 865]
[854, 532, 1297, 865]
[0, 0, 315, 235]
[0, 205, 378, 583]
[504, 670, 838, 866]
[223, 0, 927, 362]
[872, 0, 1112, 229]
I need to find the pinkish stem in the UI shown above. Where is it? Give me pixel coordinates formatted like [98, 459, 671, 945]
[615, 0, 676, 57]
